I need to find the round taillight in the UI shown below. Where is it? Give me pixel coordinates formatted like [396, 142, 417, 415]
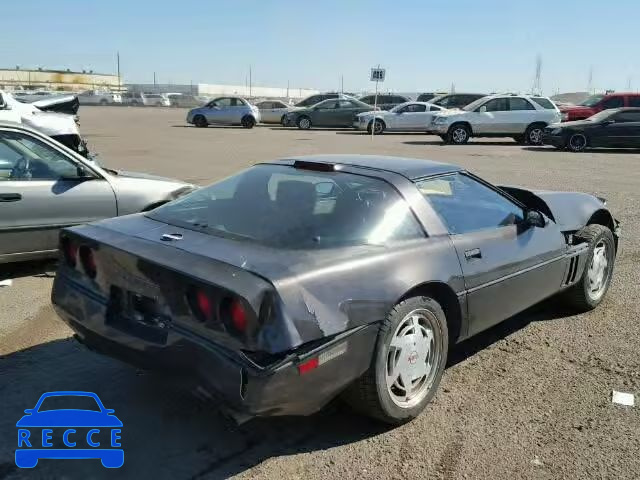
[196, 290, 213, 320]
[62, 237, 77, 267]
[230, 299, 247, 332]
[79, 245, 97, 279]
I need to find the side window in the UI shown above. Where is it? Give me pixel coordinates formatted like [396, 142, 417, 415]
[429, 105, 443, 112]
[628, 97, 640, 107]
[602, 96, 624, 109]
[231, 98, 246, 107]
[338, 100, 354, 108]
[257, 101, 271, 109]
[482, 98, 509, 112]
[415, 173, 524, 235]
[613, 111, 640, 123]
[402, 104, 427, 113]
[392, 96, 407, 104]
[216, 98, 233, 107]
[360, 96, 373, 104]
[318, 100, 337, 109]
[509, 98, 535, 110]
[0, 131, 84, 181]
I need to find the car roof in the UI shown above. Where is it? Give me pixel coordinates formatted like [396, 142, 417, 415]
[269, 154, 461, 180]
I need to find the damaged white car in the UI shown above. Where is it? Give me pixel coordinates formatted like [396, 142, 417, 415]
[0, 90, 88, 157]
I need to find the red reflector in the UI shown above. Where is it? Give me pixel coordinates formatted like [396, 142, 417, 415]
[196, 290, 213, 319]
[62, 238, 77, 267]
[230, 299, 247, 332]
[79, 246, 97, 279]
[298, 357, 319, 375]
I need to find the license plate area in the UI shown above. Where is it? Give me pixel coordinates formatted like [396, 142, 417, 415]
[106, 286, 169, 344]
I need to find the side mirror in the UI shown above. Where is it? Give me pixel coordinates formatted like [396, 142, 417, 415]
[105, 409, 115, 414]
[603, 119, 615, 125]
[24, 409, 34, 414]
[478, 106, 487, 113]
[525, 210, 546, 228]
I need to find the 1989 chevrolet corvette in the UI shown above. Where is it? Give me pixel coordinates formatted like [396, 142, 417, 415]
[52, 155, 619, 424]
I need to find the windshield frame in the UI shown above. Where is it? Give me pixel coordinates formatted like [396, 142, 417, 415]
[579, 94, 605, 107]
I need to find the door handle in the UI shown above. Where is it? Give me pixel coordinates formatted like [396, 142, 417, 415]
[0, 193, 22, 202]
[464, 248, 482, 260]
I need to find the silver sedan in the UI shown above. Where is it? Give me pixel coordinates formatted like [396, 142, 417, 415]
[0, 122, 195, 264]
[255, 100, 295, 124]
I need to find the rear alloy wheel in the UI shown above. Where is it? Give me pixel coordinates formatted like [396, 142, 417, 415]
[567, 133, 588, 152]
[525, 124, 545, 145]
[368, 119, 385, 134]
[297, 116, 311, 130]
[193, 115, 208, 128]
[241, 116, 256, 129]
[564, 224, 615, 310]
[447, 124, 470, 144]
[342, 296, 448, 424]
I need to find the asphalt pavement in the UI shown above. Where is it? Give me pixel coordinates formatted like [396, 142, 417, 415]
[1, 107, 639, 479]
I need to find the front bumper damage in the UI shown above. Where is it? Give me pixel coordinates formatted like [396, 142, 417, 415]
[52, 272, 378, 418]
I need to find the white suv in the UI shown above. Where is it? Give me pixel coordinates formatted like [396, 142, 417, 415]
[429, 94, 561, 145]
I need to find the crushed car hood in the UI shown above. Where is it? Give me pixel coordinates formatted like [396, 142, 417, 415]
[31, 95, 80, 115]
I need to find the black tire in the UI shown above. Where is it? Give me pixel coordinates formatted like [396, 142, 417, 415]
[297, 116, 311, 130]
[193, 115, 208, 128]
[513, 134, 525, 144]
[280, 115, 287, 126]
[567, 132, 588, 152]
[100, 99, 108, 106]
[446, 123, 470, 144]
[439, 135, 447, 142]
[564, 225, 615, 311]
[367, 119, 385, 135]
[342, 296, 448, 425]
[524, 123, 546, 145]
[241, 115, 256, 129]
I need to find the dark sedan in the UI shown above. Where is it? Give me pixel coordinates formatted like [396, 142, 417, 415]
[543, 107, 640, 152]
[52, 155, 619, 425]
[284, 98, 373, 129]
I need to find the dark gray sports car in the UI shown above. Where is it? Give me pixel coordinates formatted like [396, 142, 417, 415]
[52, 155, 619, 424]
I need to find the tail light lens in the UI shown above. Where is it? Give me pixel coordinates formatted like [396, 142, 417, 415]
[79, 245, 97, 279]
[187, 288, 214, 323]
[230, 299, 247, 332]
[61, 237, 77, 267]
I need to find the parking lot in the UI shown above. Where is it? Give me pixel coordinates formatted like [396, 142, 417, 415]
[1, 106, 639, 479]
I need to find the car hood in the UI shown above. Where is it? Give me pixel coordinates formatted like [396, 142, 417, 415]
[16, 410, 123, 427]
[21, 111, 80, 136]
[559, 105, 594, 114]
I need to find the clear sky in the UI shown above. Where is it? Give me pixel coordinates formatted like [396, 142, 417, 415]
[2, 0, 638, 94]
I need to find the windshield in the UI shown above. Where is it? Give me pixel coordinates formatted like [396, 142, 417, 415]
[587, 110, 615, 122]
[579, 94, 605, 107]
[38, 395, 101, 412]
[148, 164, 423, 249]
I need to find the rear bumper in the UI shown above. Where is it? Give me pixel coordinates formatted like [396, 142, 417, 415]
[52, 273, 378, 418]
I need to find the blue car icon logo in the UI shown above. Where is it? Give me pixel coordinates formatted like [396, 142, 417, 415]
[15, 391, 123, 468]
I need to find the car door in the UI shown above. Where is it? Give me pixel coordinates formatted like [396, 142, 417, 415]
[474, 97, 511, 134]
[206, 98, 233, 123]
[599, 110, 640, 147]
[415, 173, 567, 336]
[311, 100, 339, 126]
[229, 98, 248, 123]
[395, 103, 430, 130]
[0, 93, 23, 123]
[335, 100, 361, 126]
[0, 129, 117, 259]
[507, 97, 537, 134]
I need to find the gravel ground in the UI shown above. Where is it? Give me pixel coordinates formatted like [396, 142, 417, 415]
[1, 107, 639, 480]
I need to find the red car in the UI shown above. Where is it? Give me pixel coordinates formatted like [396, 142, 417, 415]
[560, 92, 640, 121]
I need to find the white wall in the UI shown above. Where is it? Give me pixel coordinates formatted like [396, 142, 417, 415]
[126, 83, 318, 99]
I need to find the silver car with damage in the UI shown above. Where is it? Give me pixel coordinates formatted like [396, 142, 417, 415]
[0, 123, 195, 264]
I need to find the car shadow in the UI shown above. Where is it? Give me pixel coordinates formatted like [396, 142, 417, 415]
[403, 140, 521, 146]
[0, 338, 389, 479]
[447, 295, 574, 368]
[0, 291, 580, 478]
[522, 146, 640, 154]
[335, 131, 432, 136]
[268, 127, 354, 132]
[170, 125, 246, 129]
[0, 259, 57, 281]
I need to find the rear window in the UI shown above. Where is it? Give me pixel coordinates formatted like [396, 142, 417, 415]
[530, 97, 556, 109]
[148, 164, 424, 249]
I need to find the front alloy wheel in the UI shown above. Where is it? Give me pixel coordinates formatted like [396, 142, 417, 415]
[448, 124, 470, 144]
[297, 116, 311, 129]
[567, 133, 587, 152]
